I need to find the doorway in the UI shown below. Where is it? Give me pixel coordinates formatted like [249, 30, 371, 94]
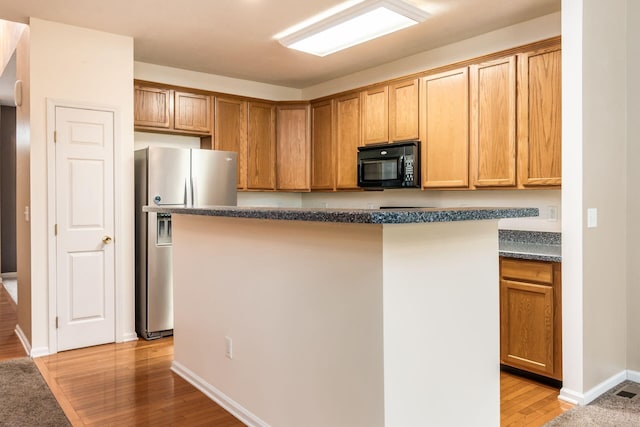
[50, 104, 116, 352]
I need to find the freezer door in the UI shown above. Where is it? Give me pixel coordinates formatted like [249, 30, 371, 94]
[148, 147, 190, 205]
[191, 149, 238, 206]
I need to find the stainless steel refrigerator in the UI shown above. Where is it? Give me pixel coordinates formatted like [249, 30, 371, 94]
[135, 146, 237, 340]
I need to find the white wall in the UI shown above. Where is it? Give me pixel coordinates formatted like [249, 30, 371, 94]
[627, 0, 640, 372]
[581, 0, 628, 391]
[302, 12, 561, 99]
[0, 19, 26, 75]
[134, 131, 201, 151]
[303, 190, 561, 232]
[134, 62, 301, 101]
[562, 0, 631, 403]
[171, 215, 501, 426]
[28, 18, 135, 353]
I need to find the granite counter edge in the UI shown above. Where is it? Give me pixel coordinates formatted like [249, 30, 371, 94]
[143, 206, 539, 225]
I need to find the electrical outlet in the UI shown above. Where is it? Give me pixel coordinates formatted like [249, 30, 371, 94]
[225, 336, 233, 359]
[548, 206, 558, 222]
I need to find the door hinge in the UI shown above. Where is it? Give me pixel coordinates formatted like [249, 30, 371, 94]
[54, 224, 58, 236]
[55, 317, 58, 329]
[54, 131, 57, 143]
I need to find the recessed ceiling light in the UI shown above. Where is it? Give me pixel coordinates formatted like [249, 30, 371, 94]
[276, 0, 430, 57]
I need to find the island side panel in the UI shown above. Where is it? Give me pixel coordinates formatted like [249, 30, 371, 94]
[171, 214, 385, 427]
[382, 220, 500, 427]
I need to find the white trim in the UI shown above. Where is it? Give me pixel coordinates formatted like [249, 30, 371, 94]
[560, 370, 627, 405]
[14, 324, 32, 356]
[45, 99, 122, 354]
[120, 332, 139, 343]
[1, 272, 17, 279]
[171, 360, 270, 427]
[627, 370, 640, 383]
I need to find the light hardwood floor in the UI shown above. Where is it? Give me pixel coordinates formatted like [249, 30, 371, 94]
[0, 283, 27, 361]
[0, 284, 571, 426]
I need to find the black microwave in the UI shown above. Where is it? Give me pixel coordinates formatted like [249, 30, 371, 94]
[357, 141, 420, 189]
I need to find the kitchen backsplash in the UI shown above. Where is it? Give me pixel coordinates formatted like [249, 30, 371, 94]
[237, 189, 561, 232]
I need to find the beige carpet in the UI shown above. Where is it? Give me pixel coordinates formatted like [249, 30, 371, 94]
[0, 357, 70, 426]
[544, 380, 640, 426]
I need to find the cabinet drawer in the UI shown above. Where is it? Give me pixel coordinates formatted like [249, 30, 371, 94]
[501, 259, 553, 284]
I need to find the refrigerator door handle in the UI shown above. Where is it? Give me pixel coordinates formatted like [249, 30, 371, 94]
[191, 176, 198, 207]
[185, 177, 191, 206]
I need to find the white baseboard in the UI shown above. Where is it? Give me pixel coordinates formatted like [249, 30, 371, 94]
[627, 370, 640, 383]
[560, 370, 627, 405]
[120, 332, 139, 343]
[14, 325, 32, 356]
[171, 360, 270, 427]
[1, 272, 17, 279]
[30, 346, 51, 358]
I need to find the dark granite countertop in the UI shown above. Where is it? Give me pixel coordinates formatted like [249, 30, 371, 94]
[143, 205, 539, 225]
[499, 230, 561, 262]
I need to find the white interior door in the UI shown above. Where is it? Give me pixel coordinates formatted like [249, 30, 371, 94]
[55, 106, 115, 351]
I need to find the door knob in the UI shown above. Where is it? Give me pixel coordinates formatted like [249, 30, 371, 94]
[102, 235, 113, 244]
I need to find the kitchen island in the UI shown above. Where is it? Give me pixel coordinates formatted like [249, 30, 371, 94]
[143, 205, 537, 427]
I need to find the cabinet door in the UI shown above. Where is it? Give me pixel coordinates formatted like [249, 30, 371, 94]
[134, 85, 172, 129]
[215, 97, 247, 190]
[500, 279, 555, 376]
[247, 102, 276, 190]
[389, 78, 419, 141]
[311, 100, 335, 190]
[174, 91, 211, 134]
[517, 46, 562, 187]
[470, 57, 516, 188]
[420, 68, 469, 188]
[362, 85, 389, 145]
[276, 104, 310, 191]
[334, 93, 361, 190]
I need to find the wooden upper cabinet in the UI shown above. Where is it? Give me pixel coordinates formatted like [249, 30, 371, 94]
[470, 57, 517, 188]
[389, 78, 419, 142]
[334, 92, 362, 190]
[311, 100, 335, 191]
[134, 85, 172, 129]
[215, 97, 247, 190]
[174, 91, 211, 134]
[420, 67, 470, 188]
[276, 104, 311, 191]
[247, 102, 276, 190]
[517, 46, 562, 187]
[362, 85, 389, 145]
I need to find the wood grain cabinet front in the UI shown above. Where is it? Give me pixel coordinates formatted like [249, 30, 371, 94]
[310, 100, 335, 191]
[361, 85, 389, 145]
[500, 258, 562, 381]
[247, 101, 276, 190]
[134, 83, 212, 136]
[276, 104, 311, 191]
[174, 91, 211, 134]
[134, 85, 172, 129]
[334, 92, 362, 190]
[517, 45, 562, 188]
[419, 67, 470, 189]
[389, 78, 419, 142]
[214, 97, 248, 190]
[470, 56, 517, 188]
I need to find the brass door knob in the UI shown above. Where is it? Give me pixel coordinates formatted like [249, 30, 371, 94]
[102, 235, 113, 244]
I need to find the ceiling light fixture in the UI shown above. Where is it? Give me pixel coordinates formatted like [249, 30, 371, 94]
[276, 0, 430, 57]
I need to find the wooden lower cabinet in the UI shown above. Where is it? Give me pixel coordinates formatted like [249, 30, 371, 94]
[500, 258, 562, 381]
